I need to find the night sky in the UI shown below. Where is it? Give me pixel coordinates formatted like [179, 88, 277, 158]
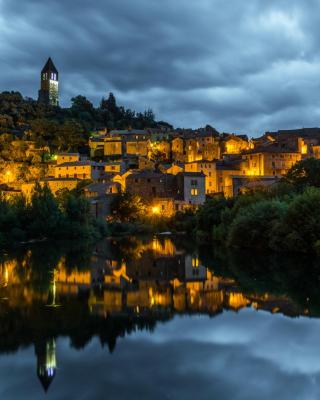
[1, 0, 320, 135]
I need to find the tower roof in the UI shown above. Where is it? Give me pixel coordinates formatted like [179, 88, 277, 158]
[38, 371, 56, 393]
[41, 57, 58, 74]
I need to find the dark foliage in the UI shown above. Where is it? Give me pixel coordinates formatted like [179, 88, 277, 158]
[0, 184, 108, 249]
[0, 91, 164, 153]
[188, 158, 320, 254]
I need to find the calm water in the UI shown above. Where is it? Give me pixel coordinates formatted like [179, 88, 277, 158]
[1, 237, 320, 399]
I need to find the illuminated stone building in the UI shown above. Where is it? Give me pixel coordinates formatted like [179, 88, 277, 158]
[21, 178, 80, 199]
[222, 133, 252, 155]
[126, 171, 176, 201]
[55, 160, 106, 180]
[38, 57, 59, 106]
[215, 160, 243, 196]
[104, 161, 126, 174]
[104, 137, 122, 157]
[104, 135, 150, 158]
[158, 162, 184, 175]
[185, 160, 216, 194]
[241, 148, 301, 176]
[176, 172, 206, 205]
[149, 140, 171, 161]
[83, 181, 121, 219]
[56, 153, 81, 165]
[171, 137, 185, 162]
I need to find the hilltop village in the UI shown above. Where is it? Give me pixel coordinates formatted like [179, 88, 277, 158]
[1, 58, 320, 220]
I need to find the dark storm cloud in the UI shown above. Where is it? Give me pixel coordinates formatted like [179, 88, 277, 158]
[1, 0, 320, 135]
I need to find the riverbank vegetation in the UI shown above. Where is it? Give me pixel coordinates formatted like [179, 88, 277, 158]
[0, 184, 107, 249]
[187, 158, 320, 254]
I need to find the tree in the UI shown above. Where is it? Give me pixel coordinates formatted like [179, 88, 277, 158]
[101, 92, 117, 114]
[110, 192, 146, 222]
[71, 95, 95, 123]
[284, 158, 320, 190]
[29, 183, 63, 237]
[282, 188, 320, 252]
[196, 196, 233, 234]
[227, 200, 287, 249]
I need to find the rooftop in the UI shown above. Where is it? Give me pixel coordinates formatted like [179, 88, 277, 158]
[41, 177, 81, 182]
[41, 57, 58, 74]
[83, 182, 117, 192]
[57, 161, 106, 167]
[243, 146, 300, 155]
[110, 129, 148, 135]
[57, 153, 80, 156]
[178, 172, 206, 177]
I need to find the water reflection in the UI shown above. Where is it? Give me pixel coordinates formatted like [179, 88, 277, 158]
[0, 237, 318, 396]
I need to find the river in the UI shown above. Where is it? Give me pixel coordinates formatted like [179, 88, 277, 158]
[0, 236, 319, 399]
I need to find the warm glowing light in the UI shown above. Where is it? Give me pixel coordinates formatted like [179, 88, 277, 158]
[247, 169, 256, 176]
[151, 206, 160, 214]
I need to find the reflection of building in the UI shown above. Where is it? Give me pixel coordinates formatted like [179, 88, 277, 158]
[35, 338, 57, 393]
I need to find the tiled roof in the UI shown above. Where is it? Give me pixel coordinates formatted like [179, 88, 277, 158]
[57, 153, 80, 156]
[41, 178, 81, 182]
[41, 57, 58, 74]
[57, 161, 106, 167]
[177, 172, 206, 177]
[110, 130, 148, 135]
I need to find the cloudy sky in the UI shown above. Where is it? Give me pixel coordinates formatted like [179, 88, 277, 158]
[2, 311, 320, 399]
[1, 0, 320, 136]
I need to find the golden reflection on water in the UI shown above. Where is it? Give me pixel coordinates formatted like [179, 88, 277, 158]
[0, 238, 306, 318]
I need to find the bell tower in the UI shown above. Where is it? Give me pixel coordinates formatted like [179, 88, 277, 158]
[38, 57, 59, 106]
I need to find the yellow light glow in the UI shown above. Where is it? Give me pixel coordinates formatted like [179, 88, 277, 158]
[151, 206, 160, 214]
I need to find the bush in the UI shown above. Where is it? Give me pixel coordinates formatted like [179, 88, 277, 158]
[0, 184, 108, 249]
[196, 196, 233, 236]
[282, 188, 320, 252]
[227, 200, 288, 249]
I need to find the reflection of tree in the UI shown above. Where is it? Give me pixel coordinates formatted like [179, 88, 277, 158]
[0, 297, 167, 356]
[200, 246, 320, 316]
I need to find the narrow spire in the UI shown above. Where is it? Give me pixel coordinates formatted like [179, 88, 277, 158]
[41, 57, 58, 74]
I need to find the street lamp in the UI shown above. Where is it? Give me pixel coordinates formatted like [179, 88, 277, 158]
[5, 171, 11, 184]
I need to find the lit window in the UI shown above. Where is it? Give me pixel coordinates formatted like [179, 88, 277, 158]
[191, 188, 198, 196]
[192, 258, 199, 267]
